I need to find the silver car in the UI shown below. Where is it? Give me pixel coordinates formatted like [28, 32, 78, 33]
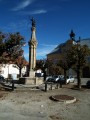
[58, 76, 75, 84]
[66, 76, 75, 84]
[51, 75, 64, 82]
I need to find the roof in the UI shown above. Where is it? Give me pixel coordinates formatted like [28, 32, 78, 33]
[47, 43, 65, 55]
[47, 38, 90, 56]
[80, 38, 90, 48]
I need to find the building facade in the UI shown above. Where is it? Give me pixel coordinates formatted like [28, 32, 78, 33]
[0, 64, 27, 79]
[47, 31, 90, 77]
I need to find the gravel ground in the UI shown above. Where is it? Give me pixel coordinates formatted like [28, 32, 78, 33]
[0, 83, 90, 120]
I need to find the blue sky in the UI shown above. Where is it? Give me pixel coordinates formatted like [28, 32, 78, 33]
[0, 0, 90, 61]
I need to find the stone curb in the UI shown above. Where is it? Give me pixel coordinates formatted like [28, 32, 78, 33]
[51, 95, 76, 104]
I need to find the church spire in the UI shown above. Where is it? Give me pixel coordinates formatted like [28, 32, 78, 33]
[69, 30, 75, 40]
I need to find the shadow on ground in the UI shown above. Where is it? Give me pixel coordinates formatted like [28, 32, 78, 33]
[71, 85, 90, 90]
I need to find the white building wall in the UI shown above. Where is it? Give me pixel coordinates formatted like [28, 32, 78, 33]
[0, 64, 26, 79]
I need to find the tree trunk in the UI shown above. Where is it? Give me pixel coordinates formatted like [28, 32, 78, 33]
[77, 65, 81, 89]
[64, 69, 67, 84]
[44, 71, 46, 81]
[19, 67, 22, 77]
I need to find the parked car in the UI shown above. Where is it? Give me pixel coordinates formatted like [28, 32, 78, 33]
[52, 75, 60, 82]
[0, 75, 5, 82]
[46, 75, 75, 84]
[66, 76, 75, 84]
[46, 75, 53, 81]
[46, 75, 64, 83]
[86, 80, 90, 88]
[58, 76, 75, 84]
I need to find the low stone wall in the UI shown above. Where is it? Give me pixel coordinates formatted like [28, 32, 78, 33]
[19, 77, 44, 85]
[35, 77, 44, 85]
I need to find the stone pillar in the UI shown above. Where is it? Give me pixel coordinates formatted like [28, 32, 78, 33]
[33, 45, 36, 68]
[19, 18, 44, 85]
[28, 18, 37, 78]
